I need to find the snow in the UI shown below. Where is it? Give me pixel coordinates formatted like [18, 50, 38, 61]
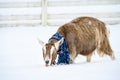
[1, 5, 119, 15]
[48, 5, 120, 14]
[0, 0, 41, 3]
[0, 0, 120, 79]
[0, 24, 120, 80]
[0, 8, 41, 15]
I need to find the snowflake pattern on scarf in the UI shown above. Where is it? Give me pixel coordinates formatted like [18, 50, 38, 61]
[50, 32, 70, 64]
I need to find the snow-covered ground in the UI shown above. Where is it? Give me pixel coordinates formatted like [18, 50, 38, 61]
[0, 24, 120, 80]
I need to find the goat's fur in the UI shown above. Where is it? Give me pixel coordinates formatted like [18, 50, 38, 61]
[39, 16, 115, 66]
[57, 17, 115, 63]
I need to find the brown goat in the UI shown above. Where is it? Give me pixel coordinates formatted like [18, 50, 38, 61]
[39, 16, 115, 66]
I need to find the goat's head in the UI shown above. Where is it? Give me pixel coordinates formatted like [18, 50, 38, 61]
[38, 38, 64, 66]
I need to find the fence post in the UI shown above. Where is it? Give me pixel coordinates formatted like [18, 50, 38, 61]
[41, 0, 47, 26]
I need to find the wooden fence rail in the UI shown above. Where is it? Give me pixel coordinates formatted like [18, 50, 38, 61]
[0, 0, 120, 27]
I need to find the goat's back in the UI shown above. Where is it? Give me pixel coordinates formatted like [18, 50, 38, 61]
[57, 17, 108, 55]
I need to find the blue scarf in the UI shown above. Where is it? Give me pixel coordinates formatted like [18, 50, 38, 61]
[50, 32, 70, 64]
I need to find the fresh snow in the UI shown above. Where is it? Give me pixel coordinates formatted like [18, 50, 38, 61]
[0, 24, 120, 80]
[0, 5, 119, 15]
[48, 5, 120, 14]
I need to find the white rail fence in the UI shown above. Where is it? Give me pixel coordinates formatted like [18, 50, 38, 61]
[0, 0, 120, 27]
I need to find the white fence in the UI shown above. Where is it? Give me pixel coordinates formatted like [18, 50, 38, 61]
[0, 0, 120, 27]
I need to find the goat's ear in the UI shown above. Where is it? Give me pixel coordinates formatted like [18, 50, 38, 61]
[38, 39, 46, 47]
[54, 38, 64, 50]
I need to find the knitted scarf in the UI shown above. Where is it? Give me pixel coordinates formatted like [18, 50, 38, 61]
[50, 32, 70, 64]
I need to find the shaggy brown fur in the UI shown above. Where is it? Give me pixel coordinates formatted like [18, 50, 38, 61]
[39, 16, 115, 66]
[57, 16, 115, 63]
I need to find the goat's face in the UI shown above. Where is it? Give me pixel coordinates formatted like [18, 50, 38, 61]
[38, 38, 63, 66]
[42, 43, 57, 66]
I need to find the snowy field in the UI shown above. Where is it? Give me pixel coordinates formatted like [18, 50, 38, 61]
[0, 24, 120, 80]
